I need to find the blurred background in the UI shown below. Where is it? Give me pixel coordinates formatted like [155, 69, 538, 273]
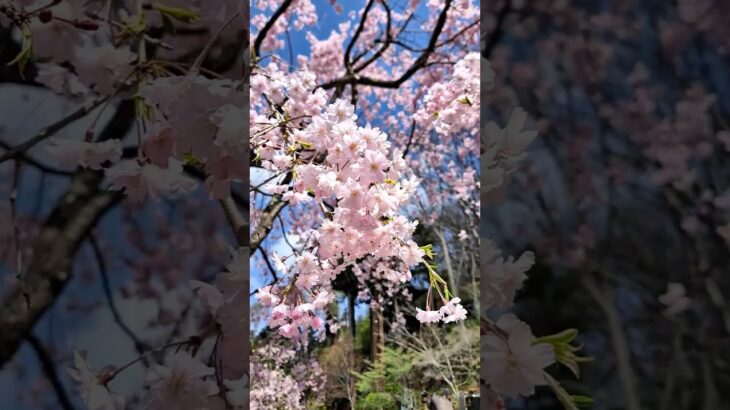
[482, 0, 730, 409]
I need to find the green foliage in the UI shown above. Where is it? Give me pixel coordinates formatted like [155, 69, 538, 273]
[354, 347, 415, 409]
[357, 392, 397, 410]
[355, 317, 371, 357]
[535, 328, 592, 379]
[538, 329, 594, 409]
[7, 23, 32, 78]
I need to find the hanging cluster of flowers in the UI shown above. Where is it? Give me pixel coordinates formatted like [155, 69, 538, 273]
[252, 61, 468, 339]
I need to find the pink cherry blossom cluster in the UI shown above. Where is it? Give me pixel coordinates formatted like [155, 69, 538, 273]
[190, 247, 248, 380]
[416, 297, 468, 323]
[414, 52, 480, 137]
[59, 73, 249, 203]
[481, 239, 535, 309]
[353, 257, 414, 308]
[131, 76, 246, 201]
[482, 314, 555, 398]
[252, 61, 468, 337]
[250, 344, 325, 409]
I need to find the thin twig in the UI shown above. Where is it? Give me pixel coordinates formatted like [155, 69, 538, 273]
[26, 333, 77, 410]
[89, 233, 148, 354]
[252, 0, 293, 60]
[0, 94, 111, 164]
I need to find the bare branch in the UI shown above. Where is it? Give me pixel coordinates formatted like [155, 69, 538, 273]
[257, 247, 279, 281]
[483, 1, 510, 59]
[344, 0, 376, 69]
[219, 195, 249, 247]
[0, 171, 121, 367]
[0, 94, 111, 164]
[0, 139, 74, 176]
[26, 333, 77, 410]
[252, 0, 293, 60]
[318, 0, 452, 90]
[89, 234, 148, 353]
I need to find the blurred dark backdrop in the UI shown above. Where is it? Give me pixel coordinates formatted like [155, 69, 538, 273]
[482, 1, 730, 409]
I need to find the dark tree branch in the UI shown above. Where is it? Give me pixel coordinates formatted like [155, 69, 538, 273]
[437, 19, 479, 48]
[26, 334, 77, 410]
[251, 195, 289, 252]
[277, 214, 296, 252]
[344, 0, 376, 69]
[318, 0, 452, 90]
[0, 170, 122, 366]
[352, 2, 411, 67]
[483, 1, 510, 59]
[257, 247, 279, 281]
[89, 234, 148, 353]
[0, 139, 73, 176]
[0, 98, 136, 368]
[219, 195, 249, 247]
[252, 0, 293, 60]
[402, 120, 417, 158]
[353, 0, 392, 73]
[0, 95, 112, 164]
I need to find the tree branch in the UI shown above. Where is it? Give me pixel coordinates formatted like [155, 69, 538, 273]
[344, 0, 376, 69]
[0, 94, 111, 164]
[26, 333, 77, 410]
[219, 195, 249, 247]
[582, 275, 642, 410]
[252, 0, 293, 60]
[0, 139, 74, 176]
[251, 195, 288, 252]
[352, 0, 393, 73]
[318, 0, 452, 90]
[0, 98, 135, 368]
[250, 170, 293, 251]
[257, 247, 279, 281]
[89, 234, 148, 353]
[482, 1, 510, 59]
[0, 170, 122, 367]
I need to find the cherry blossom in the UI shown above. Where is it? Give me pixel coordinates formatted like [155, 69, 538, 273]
[45, 138, 122, 170]
[482, 314, 555, 398]
[106, 159, 198, 202]
[67, 351, 125, 410]
[142, 352, 217, 410]
[659, 282, 691, 317]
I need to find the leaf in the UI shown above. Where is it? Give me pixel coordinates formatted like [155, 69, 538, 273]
[127, 14, 147, 34]
[457, 96, 472, 106]
[534, 329, 578, 345]
[558, 353, 581, 379]
[7, 24, 33, 78]
[182, 153, 202, 167]
[536, 328, 592, 379]
[419, 244, 435, 259]
[571, 395, 594, 408]
[152, 3, 200, 23]
[134, 96, 154, 120]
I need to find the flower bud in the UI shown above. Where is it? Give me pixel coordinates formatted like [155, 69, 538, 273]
[38, 9, 53, 23]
